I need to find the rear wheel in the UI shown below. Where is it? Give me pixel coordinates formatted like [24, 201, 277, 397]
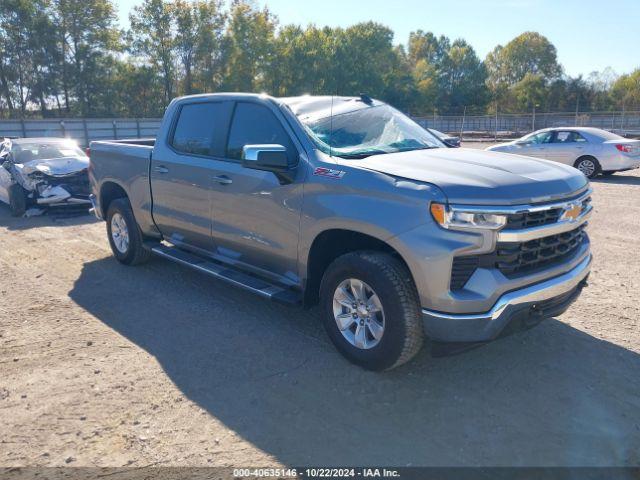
[319, 251, 424, 371]
[106, 198, 151, 265]
[8, 184, 27, 217]
[574, 156, 601, 179]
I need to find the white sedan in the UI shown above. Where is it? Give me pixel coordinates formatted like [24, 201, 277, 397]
[0, 137, 91, 216]
[486, 127, 640, 178]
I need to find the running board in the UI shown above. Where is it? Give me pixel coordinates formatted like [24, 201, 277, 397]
[150, 244, 301, 305]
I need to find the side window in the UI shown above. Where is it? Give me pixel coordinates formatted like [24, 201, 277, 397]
[531, 132, 553, 144]
[171, 102, 228, 156]
[553, 131, 588, 143]
[554, 131, 572, 143]
[226, 103, 296, 163]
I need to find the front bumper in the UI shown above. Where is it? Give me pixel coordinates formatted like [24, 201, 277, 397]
[422, 254, 592, 342]
[37, 196, 92, 206]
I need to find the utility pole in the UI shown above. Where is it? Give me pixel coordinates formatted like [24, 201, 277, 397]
[460, 106, 466, 142]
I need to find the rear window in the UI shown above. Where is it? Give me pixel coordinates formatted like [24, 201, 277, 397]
[592, 129, 625, 141]
[171, 102, 229, 156]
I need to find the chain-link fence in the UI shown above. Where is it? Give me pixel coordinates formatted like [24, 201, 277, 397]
[414, 111, 640, 139]
[1, 111, 639, 146]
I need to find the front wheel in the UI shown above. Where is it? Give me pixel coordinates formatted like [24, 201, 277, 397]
[106, 198, 151, 265]
[574, 156, 601, 179]
[319, 251, 424, 371]
[8, 183, 27, 217]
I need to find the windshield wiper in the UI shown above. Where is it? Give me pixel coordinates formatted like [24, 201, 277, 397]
[337, 144, 441, 159]
[398, 145, 439, 151]
[338, 149, 389, 159]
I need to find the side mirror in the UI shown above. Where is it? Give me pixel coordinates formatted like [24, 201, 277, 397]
[242, 144, 288, 171]
[515, 140, 529, 146]
[242, 144, 295, 184]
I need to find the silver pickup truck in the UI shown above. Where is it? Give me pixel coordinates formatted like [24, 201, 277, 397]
[89, 93, 592, 370]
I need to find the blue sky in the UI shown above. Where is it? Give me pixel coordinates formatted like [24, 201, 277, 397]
[113, 0, 640, 77]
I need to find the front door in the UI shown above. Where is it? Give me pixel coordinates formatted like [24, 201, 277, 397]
[206, 101, 305, 285]
[0, 162, 12, 204]
[150, 100, 233, 252]
[517, 131, 553, 158]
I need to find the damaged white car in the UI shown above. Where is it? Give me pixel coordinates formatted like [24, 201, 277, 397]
[0, 137, 91, 216]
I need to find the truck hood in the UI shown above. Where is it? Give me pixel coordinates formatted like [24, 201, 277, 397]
[21, 156, 89, 177]
[345, 147, 588, 205]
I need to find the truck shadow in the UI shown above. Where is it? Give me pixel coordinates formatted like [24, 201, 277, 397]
[0, 202, 97, 231]
[69, 257, 640, 466]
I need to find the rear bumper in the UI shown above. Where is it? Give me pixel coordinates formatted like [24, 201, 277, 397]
[89, 194, 102, 219]
[421, 254, 591, 342]
[601, 154, 640, 172]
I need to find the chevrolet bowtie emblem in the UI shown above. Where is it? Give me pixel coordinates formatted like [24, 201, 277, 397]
[561, 204, 582, 222]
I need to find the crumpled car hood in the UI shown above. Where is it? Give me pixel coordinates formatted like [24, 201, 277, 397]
[343, 147, 588, 205]
[21, 156, 88, 176]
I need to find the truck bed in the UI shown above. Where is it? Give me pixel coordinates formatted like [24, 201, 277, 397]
[89, 138, 156, 229]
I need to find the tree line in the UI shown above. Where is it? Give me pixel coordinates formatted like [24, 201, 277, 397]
[1, 0, 639, 119]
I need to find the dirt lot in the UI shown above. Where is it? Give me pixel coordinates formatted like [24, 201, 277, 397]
[1, 155, 639, 467]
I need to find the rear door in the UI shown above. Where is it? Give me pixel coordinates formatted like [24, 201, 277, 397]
[547, 130, 588, 165]
[205, 101, 305, 285]
[150, 100, 233, 252]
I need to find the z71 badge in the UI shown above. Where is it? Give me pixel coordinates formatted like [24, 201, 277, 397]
[313, 167, 346, 179]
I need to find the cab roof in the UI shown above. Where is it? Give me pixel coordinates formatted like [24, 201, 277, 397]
[278, 95, 384, 122]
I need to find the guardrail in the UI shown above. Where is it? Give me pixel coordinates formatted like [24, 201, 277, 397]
[0, 118, 162, 146]
[1, 112, 639, 145]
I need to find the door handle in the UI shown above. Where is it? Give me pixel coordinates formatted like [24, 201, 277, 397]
[212, 175, 233, 185]
[154, 166, 169, 174]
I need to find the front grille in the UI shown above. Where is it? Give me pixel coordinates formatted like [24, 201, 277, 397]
[504, 196, 592, 230]
[505, 208, 562, 229]
[44, 170, 90, 197]
[448, 193, 591, 291]
[493, 224, 587, 277]
[450, 225, 588, 290]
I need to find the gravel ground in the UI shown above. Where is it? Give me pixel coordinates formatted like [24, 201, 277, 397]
[1, 152, 639, 467]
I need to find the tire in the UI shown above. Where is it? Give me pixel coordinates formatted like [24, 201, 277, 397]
[319, 251, 424, 371]
[106, 197, 151, 265]
[8, 183, 26, 217]
[574, 156, 601, 179]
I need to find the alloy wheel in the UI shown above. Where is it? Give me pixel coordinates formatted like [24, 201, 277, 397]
[577, 159, 596, 177]
[110, 212, 130, 254]
[332, 278, 385, 349]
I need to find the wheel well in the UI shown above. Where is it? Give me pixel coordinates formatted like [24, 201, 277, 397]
[304, 229, 411, 307]
[99, 182, 128, 217]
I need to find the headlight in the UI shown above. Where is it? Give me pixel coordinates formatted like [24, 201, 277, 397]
[430, 202, 507, 230]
